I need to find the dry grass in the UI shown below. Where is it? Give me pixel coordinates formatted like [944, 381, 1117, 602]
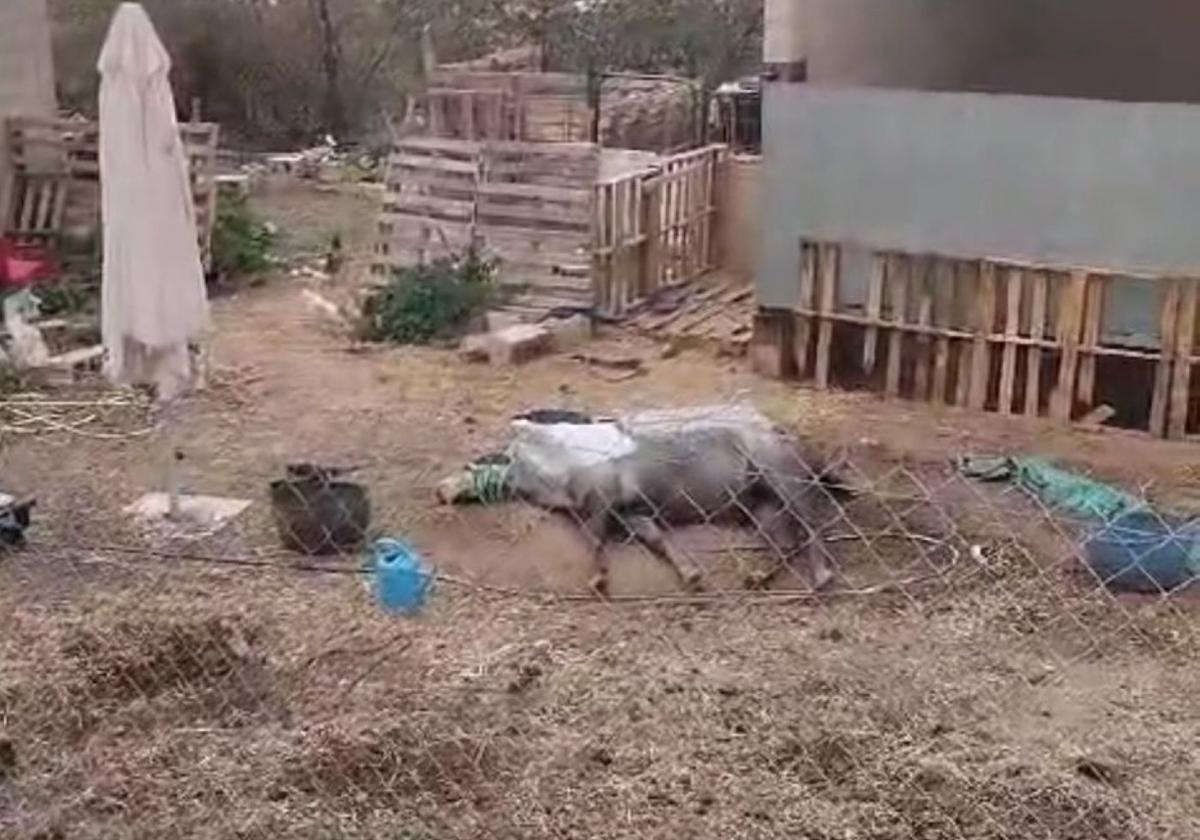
[1, 562, 1196, 839]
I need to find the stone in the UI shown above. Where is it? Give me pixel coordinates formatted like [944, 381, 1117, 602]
[458, 333, 491, 363]
[487, 324, 553, 365]
[546, 314, 592, 351]
[485, 310, 526, 333]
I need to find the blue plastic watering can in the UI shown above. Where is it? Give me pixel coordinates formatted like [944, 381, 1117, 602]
[371, 538, 432, 614]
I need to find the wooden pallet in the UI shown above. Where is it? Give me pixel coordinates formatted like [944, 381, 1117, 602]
[3, 171, 70, 244]
[625, 279, 752, 352]
[592, 145, 724, 317]
[755, 240, 1200, 439]
[4, 115, 220, 268]
[373, 137, 597, 313]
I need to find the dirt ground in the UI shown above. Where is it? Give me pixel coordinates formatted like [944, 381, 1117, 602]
[1, 181, 1198, 839]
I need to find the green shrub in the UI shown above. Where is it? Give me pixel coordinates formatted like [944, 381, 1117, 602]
[357, 250, 499, 345]
[212, 192, 276, 279]
[36, 279, 96, 317]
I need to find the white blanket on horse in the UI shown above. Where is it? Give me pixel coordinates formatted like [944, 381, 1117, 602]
[505, 405, 776, 509]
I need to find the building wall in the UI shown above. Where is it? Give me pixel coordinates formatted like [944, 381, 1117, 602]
[0, 0, 56, 224]
[792, 0, 1200, 104]
[718, 155, 762, 287]
[758, 86, 1200, 342]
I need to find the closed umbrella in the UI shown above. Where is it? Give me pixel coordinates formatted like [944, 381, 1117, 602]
[98, 2, 207, 402]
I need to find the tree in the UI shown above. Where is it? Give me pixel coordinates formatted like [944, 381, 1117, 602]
[310, 0, 346, 137]
[48, 0, 764, 147]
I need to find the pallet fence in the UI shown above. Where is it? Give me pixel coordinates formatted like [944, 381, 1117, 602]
[4, 115, 220, 266]
[754, 240, 1200, 439]
[422, 69, 698, 151]
[374, 137, 597, 312]
[592, 145, 725, 316]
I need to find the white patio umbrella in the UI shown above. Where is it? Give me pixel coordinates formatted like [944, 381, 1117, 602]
[98, 2, 208, 402]
[99, 3, 210, 520]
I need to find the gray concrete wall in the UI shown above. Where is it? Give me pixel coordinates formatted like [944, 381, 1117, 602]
[759, 85, 1200, 341]
[796, 0, 1200, 104]
[0, 0, 56, 224]
[717, 155, 762, 287]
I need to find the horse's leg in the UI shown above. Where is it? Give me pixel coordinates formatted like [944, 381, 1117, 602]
[744, 499, 791, 589]
[626, 515, 703, 591]
[581, 504, 612, 596]
[745, 499, 835, 591]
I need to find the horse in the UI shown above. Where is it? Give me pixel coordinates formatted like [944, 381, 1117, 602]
[558, 424, 850, 594]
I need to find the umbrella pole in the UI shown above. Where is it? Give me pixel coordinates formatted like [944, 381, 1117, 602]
[161, 398, 183, 521]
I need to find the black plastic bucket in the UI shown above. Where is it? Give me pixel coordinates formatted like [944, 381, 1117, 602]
[270, 474, 370, 556]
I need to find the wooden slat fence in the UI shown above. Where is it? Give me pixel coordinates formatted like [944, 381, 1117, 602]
[375, 136, 479, 267]
[4, 115, 220, 267]
[421, 69, 699, 151]
[374, 137, 597, 313]
[592, 145, 725, 317]
[764, 240, 1200, 439]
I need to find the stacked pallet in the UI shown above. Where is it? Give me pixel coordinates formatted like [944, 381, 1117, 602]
[477, 141, 595, 313]
[4, 115, 220, 266]
[421, 68, 699, 152]
[374, 137, 597, 314]
[375, 137, 478, 267]
[755, 241, 1200, 439]
[592, 146, 724, 317]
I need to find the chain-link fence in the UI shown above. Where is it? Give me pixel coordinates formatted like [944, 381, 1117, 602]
[0, 388, 1197, 840]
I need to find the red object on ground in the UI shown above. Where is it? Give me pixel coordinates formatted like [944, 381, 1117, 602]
[0, 237, 58, 287]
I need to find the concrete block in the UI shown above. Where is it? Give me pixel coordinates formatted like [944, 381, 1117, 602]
[485, 310, 526, 332]
[546, 314, 593, 351]
[487, 324, 553, 365]
[458, 333, 491, 363]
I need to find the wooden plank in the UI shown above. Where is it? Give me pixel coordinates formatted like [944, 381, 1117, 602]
[17, 179, 38, 231]
[589, 183, 607, 313]
[387, 193, 473, 217]
[862, 255, 886, 373]
[476, 180, 588, 204]
[478, 223, 588, 248]
[814, 245, 839, 389]
[1168, 278, 1199, 439]
[476, 201, 590, 228]
[885, 256, 910, 399]
[1024, 271, 1049, 418]
[913, 259, 934, 400]
[641, 179, 664, 298]
[609, 179, 622, 312]
[390, 154, 478, 175]
[395, 135, 481, 154]
[968, 261, 997, 411]
[932, 259, 954, 404]
[1077, 276, 1104, 409]
[1051, 270, 1090, 423]
[998, 268, 1024, 415]
[1148, 278, 1181, 436]
[794, 242, 818, 378]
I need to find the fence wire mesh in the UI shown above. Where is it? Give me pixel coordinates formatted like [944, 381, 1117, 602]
[0, 391, 1197, 840]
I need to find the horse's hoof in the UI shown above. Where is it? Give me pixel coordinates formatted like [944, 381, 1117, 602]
[811, 566, 835, 592]
[744, 571, 774, 591]
[589, 574, 610, 598]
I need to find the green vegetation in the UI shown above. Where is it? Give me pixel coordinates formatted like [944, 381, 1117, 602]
[357, 250, 499, 345]
[211, 193, 276, 281]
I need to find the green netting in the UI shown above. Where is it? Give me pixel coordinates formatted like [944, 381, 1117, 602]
[957, 455, 1146, 523]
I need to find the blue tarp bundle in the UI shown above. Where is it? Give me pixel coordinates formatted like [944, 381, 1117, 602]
[959, 456, 1200, 593]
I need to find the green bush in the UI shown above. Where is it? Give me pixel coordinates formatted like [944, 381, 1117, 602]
[357, 250, 499, 345]
[212, 193, 276, 279]
[35, 280, 96, 317]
